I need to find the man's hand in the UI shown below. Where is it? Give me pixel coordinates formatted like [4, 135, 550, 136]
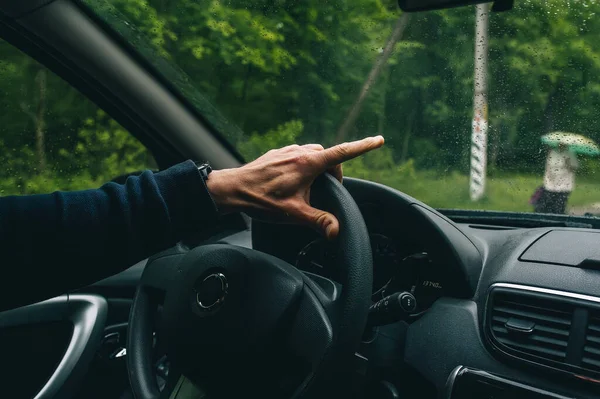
[207, 136, 384, 239]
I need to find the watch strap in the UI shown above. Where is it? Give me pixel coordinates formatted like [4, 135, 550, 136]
[196, 163, 213, 181]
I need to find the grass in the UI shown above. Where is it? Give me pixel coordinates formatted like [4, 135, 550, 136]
[3, 165, 599, 215]
[346, 169, 600, 213]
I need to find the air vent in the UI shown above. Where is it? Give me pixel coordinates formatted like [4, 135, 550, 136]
[486, 285, 600, 379]
[583, 311, 600, 372]
[489, 291, 573, 362]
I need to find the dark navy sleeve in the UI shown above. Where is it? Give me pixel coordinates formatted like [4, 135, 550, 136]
[0, 160, 219, 311]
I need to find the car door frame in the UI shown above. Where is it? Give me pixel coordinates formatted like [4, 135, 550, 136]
[0, 2, 244, 398]
[0, 0, 243, 171]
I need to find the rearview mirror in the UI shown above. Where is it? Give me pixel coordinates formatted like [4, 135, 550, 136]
[399, 0, 513, 12]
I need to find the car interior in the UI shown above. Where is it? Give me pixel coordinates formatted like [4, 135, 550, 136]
[1, 0, 600, 399]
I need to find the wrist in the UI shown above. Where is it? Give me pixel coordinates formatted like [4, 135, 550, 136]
[206, 168, 240, 215]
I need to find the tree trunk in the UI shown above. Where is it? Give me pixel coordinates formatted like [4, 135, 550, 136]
[335, 13, 411, 143]
[238, 64, 253, 130]
[35, 69, 47, 173]
[377, 66, 390, 136]
[400, 107, 417, 163]
[544, 84, 559, 133]
[490, 121, 501, 169]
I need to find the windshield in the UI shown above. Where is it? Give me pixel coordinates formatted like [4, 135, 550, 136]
[85, 0, 600, 217]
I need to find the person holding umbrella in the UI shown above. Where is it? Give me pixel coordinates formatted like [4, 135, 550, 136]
[534, 132, 599, 214]
[535, 142, 579, 214]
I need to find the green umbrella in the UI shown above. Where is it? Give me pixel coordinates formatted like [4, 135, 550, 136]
[541, 132, 600, 156]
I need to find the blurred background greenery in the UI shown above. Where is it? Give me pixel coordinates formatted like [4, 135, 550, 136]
[2, 0, 600, 213]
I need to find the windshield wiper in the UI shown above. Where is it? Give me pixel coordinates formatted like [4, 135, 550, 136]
[438, 209, 599, 230]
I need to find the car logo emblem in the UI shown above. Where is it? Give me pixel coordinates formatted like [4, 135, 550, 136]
[195, 273, 228, 311]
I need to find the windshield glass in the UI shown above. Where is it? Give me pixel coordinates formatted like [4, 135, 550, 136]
[85, 0, 600, 217]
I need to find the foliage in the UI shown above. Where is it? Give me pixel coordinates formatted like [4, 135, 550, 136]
[59, 110, 156, 183]
[237, 120, 304, 160]
[3, 0, 600, 213]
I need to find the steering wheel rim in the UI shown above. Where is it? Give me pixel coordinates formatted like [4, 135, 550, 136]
[127, 173, 373, 399]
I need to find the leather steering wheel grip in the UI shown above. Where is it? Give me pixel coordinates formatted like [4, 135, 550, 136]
[311, 173, 373, 355]
[127, 286, 161, 399]
[309, 173, 373, 377]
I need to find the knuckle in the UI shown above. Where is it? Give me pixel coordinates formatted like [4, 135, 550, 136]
[336, 143, 350, 156]
[293, 152, 313, 166]
[314, 212, 329, 227]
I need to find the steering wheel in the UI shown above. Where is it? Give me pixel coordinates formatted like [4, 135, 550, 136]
[126, 173, 373, 399]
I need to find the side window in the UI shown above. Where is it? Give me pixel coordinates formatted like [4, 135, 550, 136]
[0, 40, 156, 196]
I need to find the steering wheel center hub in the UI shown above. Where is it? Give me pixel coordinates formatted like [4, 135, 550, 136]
[158, 245, 306, 387]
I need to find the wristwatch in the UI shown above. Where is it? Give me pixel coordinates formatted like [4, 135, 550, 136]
[195, 161, 219, 215]
[196, 162, 213, 181]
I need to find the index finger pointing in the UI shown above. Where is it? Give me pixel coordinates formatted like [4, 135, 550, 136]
[320, 136, 385, 167]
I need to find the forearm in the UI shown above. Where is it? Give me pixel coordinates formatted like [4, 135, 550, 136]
[0, 135, 385, 311]
[0, 160, 218, 311]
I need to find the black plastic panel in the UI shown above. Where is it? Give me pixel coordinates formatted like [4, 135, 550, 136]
[0, 0, 55, 18]
[0, 294, 107, 399]
[520, 230, 600, 267]
[0, 320, 73, 399]
[404, 299, 598, 398]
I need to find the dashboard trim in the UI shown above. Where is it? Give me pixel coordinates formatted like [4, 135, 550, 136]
[445, 366, 575, 399]
[444, 365, 463, 399]
[488, 283, 600, 304]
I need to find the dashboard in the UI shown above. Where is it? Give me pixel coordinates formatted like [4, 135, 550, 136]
[250, 177, 600, 399]
[9, 177, 600, 399]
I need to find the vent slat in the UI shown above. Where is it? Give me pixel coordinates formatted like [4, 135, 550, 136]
[531, 324, 569, 337]
[497, 299, 572, 316]
[492, 319, 569, 338]
[582, 357, 600, 369]
[588, 335, 600, 345]
[493, 306, 571, 326]
[492, 326, 569, 348]
[585, 313, 600, 372]
[584, 345, 600, 356]
[496, 336, 566, 360]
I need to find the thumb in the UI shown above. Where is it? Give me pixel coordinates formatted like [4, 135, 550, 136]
[296, 204, 340, 240]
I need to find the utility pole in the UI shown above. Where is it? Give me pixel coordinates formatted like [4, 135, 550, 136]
[469, 3, 490, 201]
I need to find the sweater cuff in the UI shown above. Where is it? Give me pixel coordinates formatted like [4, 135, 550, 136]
[153, 160, 220, 237]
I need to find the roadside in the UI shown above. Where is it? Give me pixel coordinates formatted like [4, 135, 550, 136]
[346, 167, 600, 214]
[569, 203, 600, 217]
